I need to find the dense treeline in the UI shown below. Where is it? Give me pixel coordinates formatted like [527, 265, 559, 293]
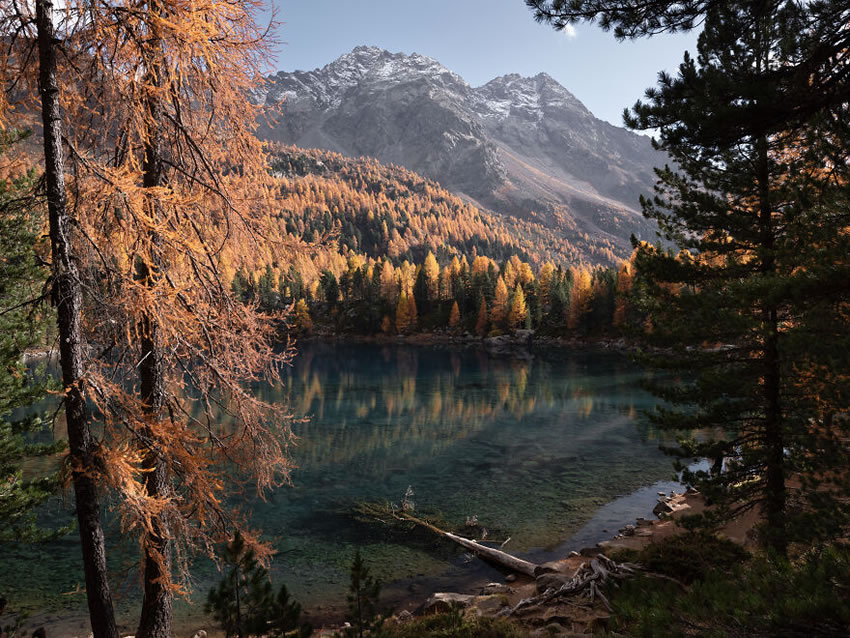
[232, 250, 636, 337]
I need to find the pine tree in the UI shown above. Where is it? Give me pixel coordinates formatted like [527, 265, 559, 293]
[412, 266, 431, 317]
[321, 270, 341, 306]
[612, 261, 632, 329]
[342, 550, 383, 638]
[206, 531, 311, 638]
[622, 3, 850, 554]
[0, 131, 66, 543]
[531, 0, 850, 555]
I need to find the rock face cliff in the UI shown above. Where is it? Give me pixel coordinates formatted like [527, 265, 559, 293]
[256, 46, 664, 262]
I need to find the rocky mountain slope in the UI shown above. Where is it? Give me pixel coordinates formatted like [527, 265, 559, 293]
[256, 46, 665, 263]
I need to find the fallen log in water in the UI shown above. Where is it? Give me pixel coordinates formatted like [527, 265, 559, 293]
[355, 502, 545, 577]
[439, 529, 543, 578]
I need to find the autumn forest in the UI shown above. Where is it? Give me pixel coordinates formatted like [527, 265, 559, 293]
[2, 0, 850, 637]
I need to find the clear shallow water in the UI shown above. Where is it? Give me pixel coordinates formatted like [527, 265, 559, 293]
[4, 343, 680, 632]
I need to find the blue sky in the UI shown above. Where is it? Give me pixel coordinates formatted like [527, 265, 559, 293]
[267, 0, 697, 128]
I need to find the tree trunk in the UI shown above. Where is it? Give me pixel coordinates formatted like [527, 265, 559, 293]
[135, 313, 172, 638]
[135, 20, 173, 635]
[756, 129, 787, 557]
[35, 1, 118, 636]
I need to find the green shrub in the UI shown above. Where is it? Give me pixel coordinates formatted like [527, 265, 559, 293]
[607, 543, 850, 637]
[627, 531, 749, 584]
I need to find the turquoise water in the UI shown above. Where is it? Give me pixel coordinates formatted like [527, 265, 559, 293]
[3, 343, 678, 632]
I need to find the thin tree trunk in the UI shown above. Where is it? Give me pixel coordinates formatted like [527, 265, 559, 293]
[35, 1, 118, 636]
[135, 16, 173, 634]
[756, 129, 787, 557]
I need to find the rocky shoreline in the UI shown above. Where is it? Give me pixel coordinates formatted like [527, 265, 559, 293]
[309, 489, 726, 638]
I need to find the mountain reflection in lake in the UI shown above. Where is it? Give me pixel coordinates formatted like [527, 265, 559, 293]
[5, 343, 677, 630]
[244, 343, 673, 610]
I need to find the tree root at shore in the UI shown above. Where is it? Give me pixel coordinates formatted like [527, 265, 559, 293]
[500, 554, 641, 615]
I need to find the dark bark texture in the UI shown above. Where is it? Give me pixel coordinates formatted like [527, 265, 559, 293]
[135, 27, 173, 635]
[36, 0, 118, 636]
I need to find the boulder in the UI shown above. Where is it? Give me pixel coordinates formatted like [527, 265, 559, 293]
[484, 335, 512, 349]
[653, 499, 674, 517]
[424, 592, 477, 613]
[514, 329, 535, 346]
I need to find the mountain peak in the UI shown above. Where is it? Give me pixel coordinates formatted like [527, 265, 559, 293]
[258, 46, 663, 263]
[351, 44, 386, 54]
[472, 71, 588, 122]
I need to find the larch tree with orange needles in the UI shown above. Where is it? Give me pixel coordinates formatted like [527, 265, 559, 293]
[2, 0, 299, 635]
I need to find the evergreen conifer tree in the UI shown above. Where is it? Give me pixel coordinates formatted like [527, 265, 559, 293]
[206, 531, 311, 638]
[342, 549, 383, 638]
[0, 131, 65, 543]
[412, 267, 431, 317]
[624, 2, 850, 554]
[531, 0, 850, 554]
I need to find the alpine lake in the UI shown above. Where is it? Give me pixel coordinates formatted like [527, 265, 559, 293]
[5, 342, 686, 634]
